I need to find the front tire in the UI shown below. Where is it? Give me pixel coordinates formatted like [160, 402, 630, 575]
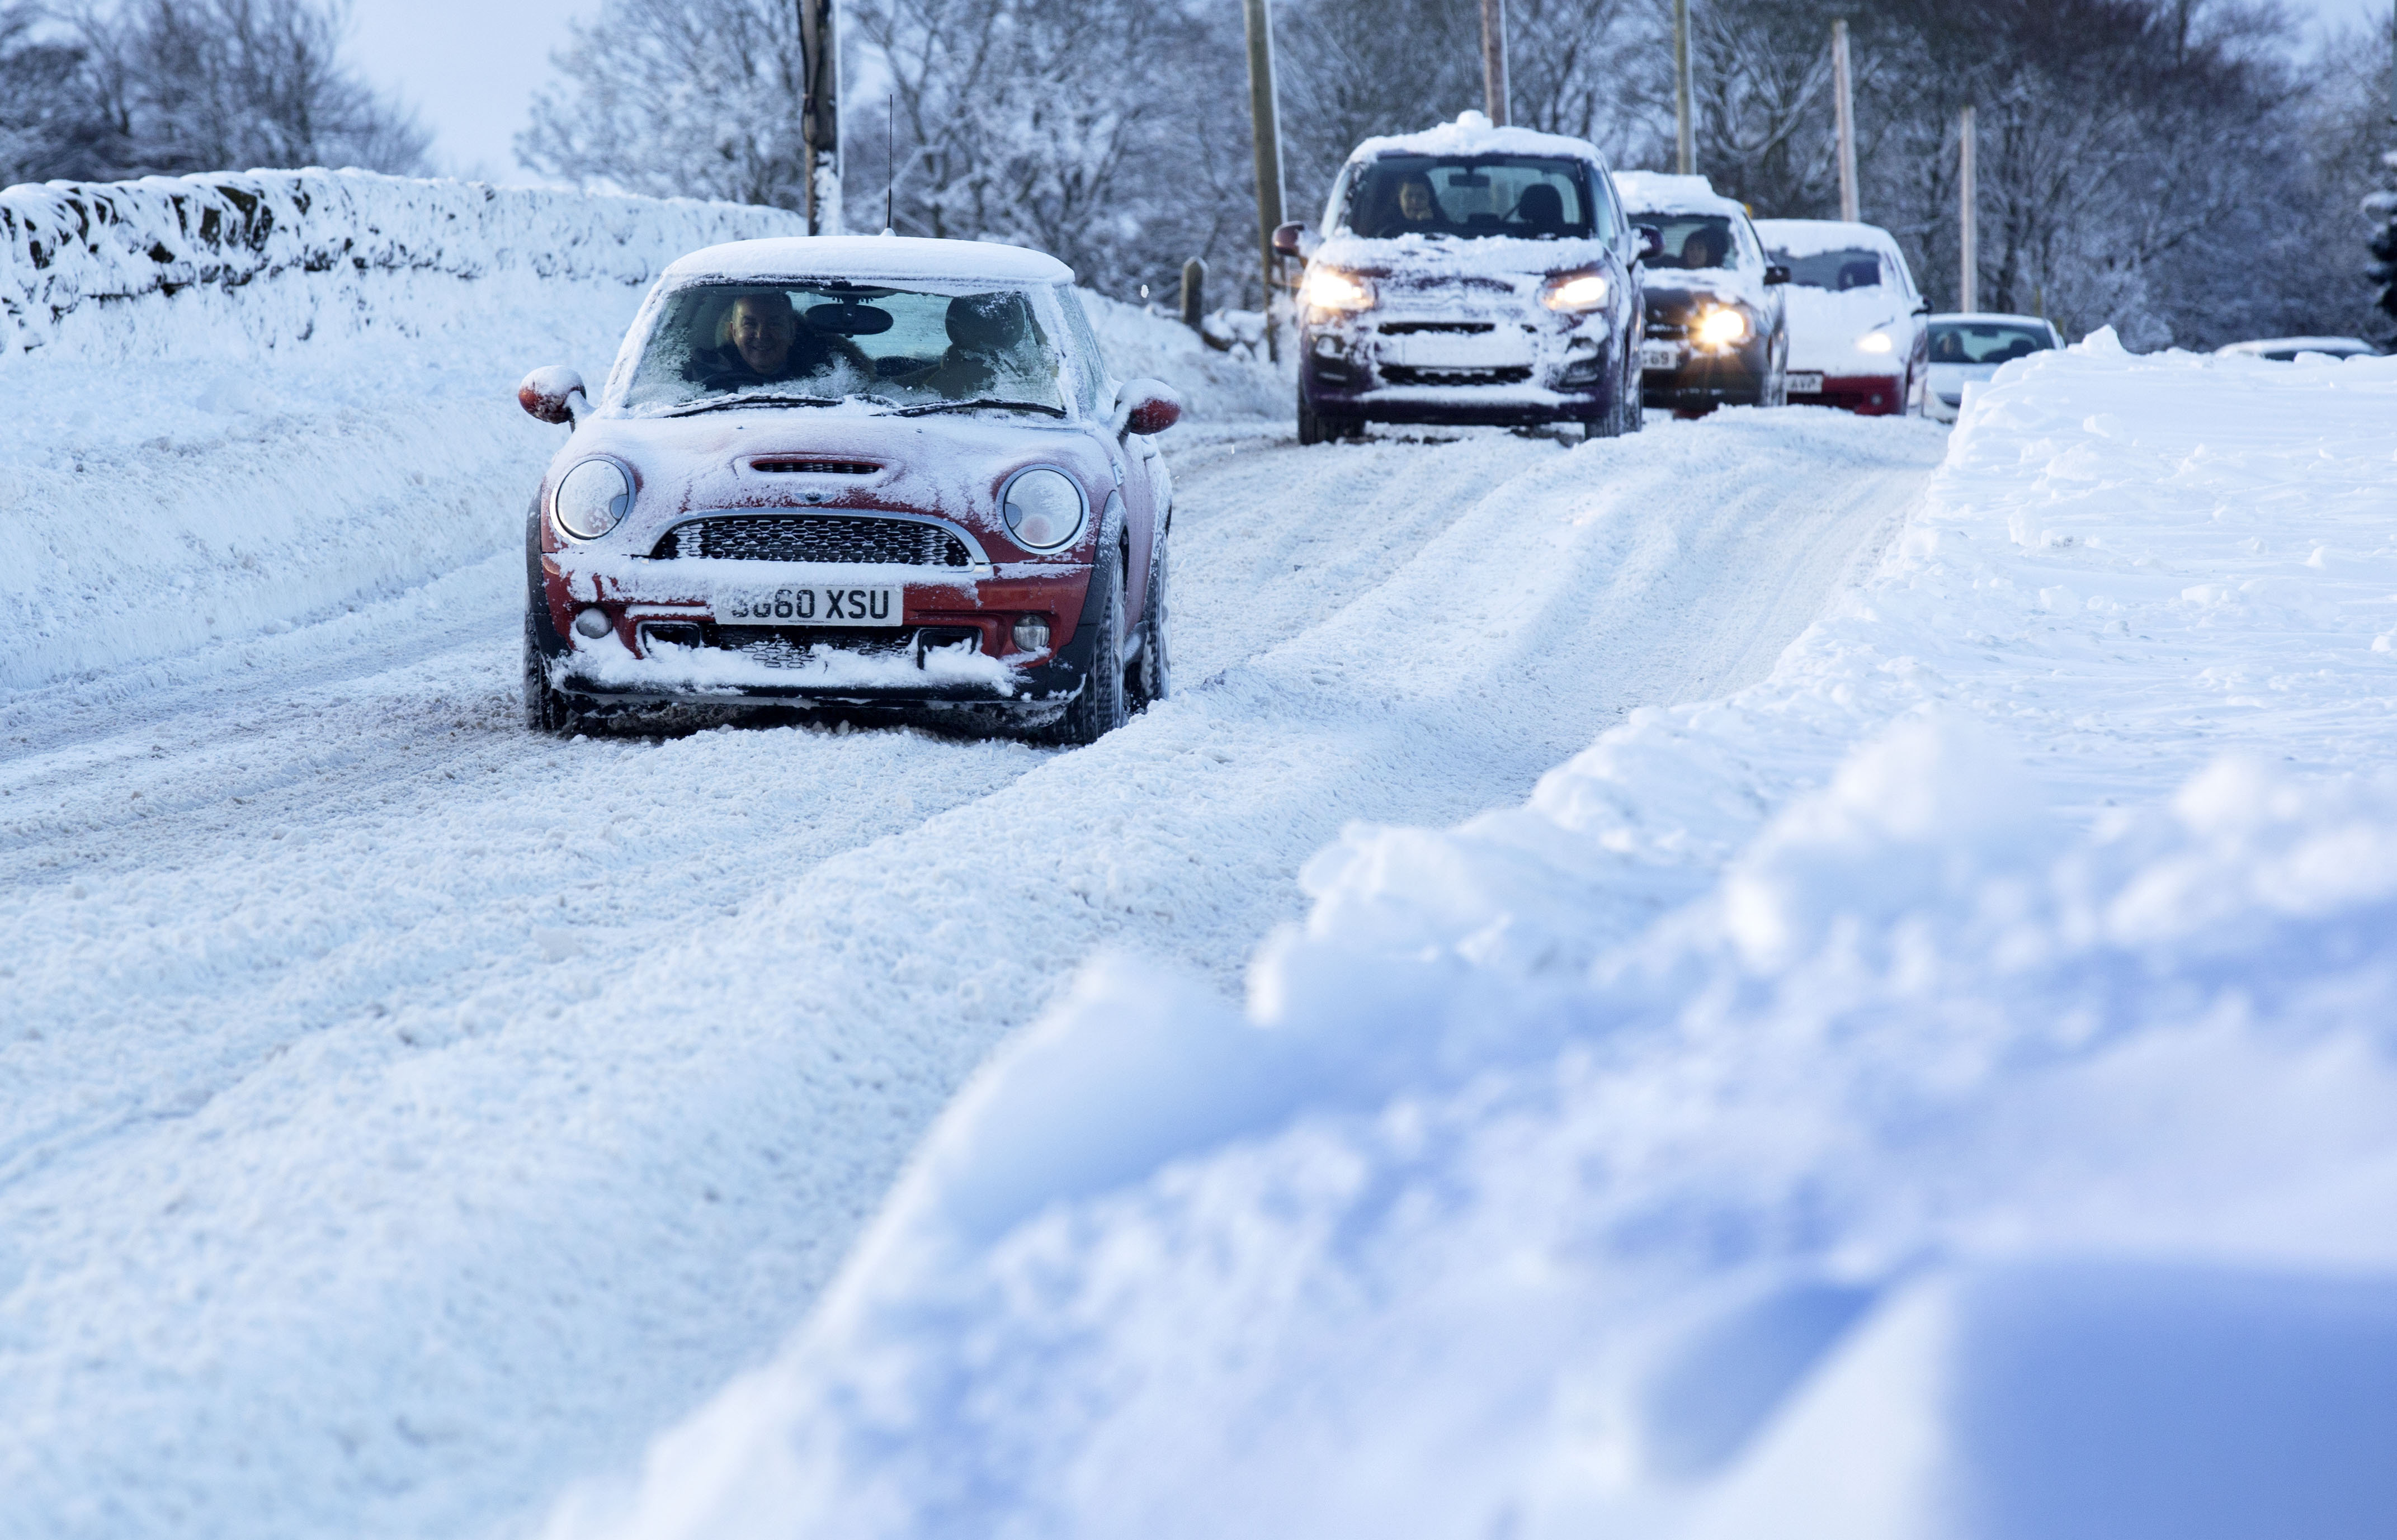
[1296, 384, 1324, 446]
[1042, 547, 1129, 746]
[523, 601, 577, 735]
[1128, 530, 1171, 711]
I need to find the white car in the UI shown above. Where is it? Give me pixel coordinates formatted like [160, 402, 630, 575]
[2216, 337, 2382, 362]
[1755, 218, 1928, 415]
[1924, 313, 2064, 422]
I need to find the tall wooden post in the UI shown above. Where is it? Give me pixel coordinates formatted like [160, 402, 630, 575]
[1480, 0, 1509, 126]
[1673, 0, 1694, 174]
[1242, 0, 1285, 362]
[799, 0, 841, 234]
[1832, 18, 1858, 221]
[1959, 105, 1977, 313]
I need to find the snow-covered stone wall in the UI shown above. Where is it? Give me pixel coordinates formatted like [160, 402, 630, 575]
[0, 169, 804, 365]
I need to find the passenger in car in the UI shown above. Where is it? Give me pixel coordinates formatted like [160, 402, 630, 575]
[1679, 227, 1726, 270]
[900, 291, 1040, 399]
[686, 290, 871, 393]
[1513, 183, 1565, 234]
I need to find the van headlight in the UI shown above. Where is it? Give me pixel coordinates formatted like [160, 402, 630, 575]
[1300, 266, 1376, 313]
[553, 459, 632, 541]
[1002, 467, 1087, 551]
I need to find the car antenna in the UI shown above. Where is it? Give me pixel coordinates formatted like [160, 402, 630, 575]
[883, 94, 895, 237]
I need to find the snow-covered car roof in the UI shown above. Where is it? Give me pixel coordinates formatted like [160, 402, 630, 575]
[661, 235, 1075, 287]
[1611, 171, 1745, 218]
[1928, 313, 2057, 329]
[1754, 218, 1904, 258]
[2216, 336, 2379, 357]
[1345, 111, 1603, 167]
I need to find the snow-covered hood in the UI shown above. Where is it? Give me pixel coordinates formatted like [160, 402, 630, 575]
[544, 408, 1121, 570]
[1310, 231, 1613, 292]
[1782, 286, 1912, 374]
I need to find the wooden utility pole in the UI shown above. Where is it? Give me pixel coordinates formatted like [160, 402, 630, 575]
[1242, 0, 1285, 362]
[1480, 0, 1509, 126]
[1673, 0, 1694, 174]
[799, 0, 841, 234]
[1832, 18, 1858, 221]
[1959, 105, 1977, 313]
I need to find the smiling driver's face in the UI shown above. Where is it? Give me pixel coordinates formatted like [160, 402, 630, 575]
[729, 297, 796, 374]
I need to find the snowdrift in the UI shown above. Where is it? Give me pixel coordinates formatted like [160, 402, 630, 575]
[562, 338, 2397, 1539]
[0, 170, 1278, 696]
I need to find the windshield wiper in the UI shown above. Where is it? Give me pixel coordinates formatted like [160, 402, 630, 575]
[890, 398, 1068, 418]
[666, 391, 845, 416]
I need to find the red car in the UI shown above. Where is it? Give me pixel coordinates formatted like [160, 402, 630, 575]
[518, 237, 1180, 744]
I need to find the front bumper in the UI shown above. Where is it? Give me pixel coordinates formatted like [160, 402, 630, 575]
[1299, 311, 1620, 425]
[1641, 337, 1772, 409]
[534, 549, 1102, 721]
[1789, 372, 1907, 415]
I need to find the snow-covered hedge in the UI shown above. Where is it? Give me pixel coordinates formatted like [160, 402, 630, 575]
[0, 169, 804, 364]
[565, 339, 2397, 1540]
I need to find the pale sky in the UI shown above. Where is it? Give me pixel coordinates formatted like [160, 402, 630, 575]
[344, 0, 2394, 183]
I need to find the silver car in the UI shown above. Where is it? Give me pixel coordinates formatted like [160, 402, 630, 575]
[1923, 313, 2064, 423]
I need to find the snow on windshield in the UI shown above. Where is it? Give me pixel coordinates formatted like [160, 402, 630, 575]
[1772, 247, 1889, 290]
[1342, 154, 1598, 241]
[624, 281, 1068, 414]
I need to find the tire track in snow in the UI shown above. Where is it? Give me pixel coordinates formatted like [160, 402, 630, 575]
[0, 412, 1945, 1540]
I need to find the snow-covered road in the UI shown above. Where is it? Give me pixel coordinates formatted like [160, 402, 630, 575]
[0, 411, 1940, 1539]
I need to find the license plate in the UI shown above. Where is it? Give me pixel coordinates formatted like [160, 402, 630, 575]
[712, 584, 902, 626]
[1640, 342, 1683, 370]
[1787, 371, 1824, 394]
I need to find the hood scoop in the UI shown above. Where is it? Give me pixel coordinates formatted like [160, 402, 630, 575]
[748, 457, 881, 476]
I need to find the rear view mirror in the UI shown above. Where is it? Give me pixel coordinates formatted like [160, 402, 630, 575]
[805, 303, 894, 334]
[517, 366, 586, 427]
[1764, 263, 1791, 286]
[1116, 378, 1183, 436]
[1636, 224, 1663, 263]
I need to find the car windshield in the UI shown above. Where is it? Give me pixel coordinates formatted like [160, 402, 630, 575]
[1929, 321, 2054, 365]
[1344, 154, 1596, 240]
[623, 281, 1068, 414]
[1634, 212, 1739, 271]
[1772, 247, 1888, 291]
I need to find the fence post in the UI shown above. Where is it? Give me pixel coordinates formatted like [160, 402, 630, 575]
[1181, 258, 1207, 330]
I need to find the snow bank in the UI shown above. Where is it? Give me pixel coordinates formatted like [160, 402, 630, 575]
[0, 171, 1275, 694]
[560, 335, 2397, 1538]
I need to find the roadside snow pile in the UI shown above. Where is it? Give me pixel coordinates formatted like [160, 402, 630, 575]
[0, 169, 1274, 693]
[562, 336, 2397, 1540]
[1079, 290, 1285, 418]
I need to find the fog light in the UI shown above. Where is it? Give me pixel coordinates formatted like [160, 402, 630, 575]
[1012, 616, 1051, 653]
[573, 607, 611, 639]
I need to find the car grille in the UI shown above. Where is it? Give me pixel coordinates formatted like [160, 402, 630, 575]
[1381, 365, 1533, 387]
[1378, 321, 1495, 336]
[654, 515, 972, 566]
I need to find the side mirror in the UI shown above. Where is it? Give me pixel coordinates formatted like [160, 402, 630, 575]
[1913, 299, 1932, 315]
[1635, 224, 1663, 263]
[518, 366, 587, 426]
[1764, 263, 1791, 286]
[1271, 221, 1318, 260]
[1116, 378, 1183, 436]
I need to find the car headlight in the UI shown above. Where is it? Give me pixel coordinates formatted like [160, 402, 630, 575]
[552, 458, 632, 541]
[1540, 270, 1610, 311]
[1300, 266, 1376, 313]
[1857, 330, 1895, 354]
[1696, 307, 1749, 347]
[1002, 466, 1087, 552]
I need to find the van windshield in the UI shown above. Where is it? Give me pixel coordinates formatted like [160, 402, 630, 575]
[1344, 154, 1596, 240]
[623, 281, 1067, 415]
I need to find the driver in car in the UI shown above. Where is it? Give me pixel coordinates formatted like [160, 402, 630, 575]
[687, 290, 871, 393]
[1679, 227, 1726, 270]
[1395, 174, 1441, 231]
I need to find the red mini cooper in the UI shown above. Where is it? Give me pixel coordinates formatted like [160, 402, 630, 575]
[517, 237, 1181, 744]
